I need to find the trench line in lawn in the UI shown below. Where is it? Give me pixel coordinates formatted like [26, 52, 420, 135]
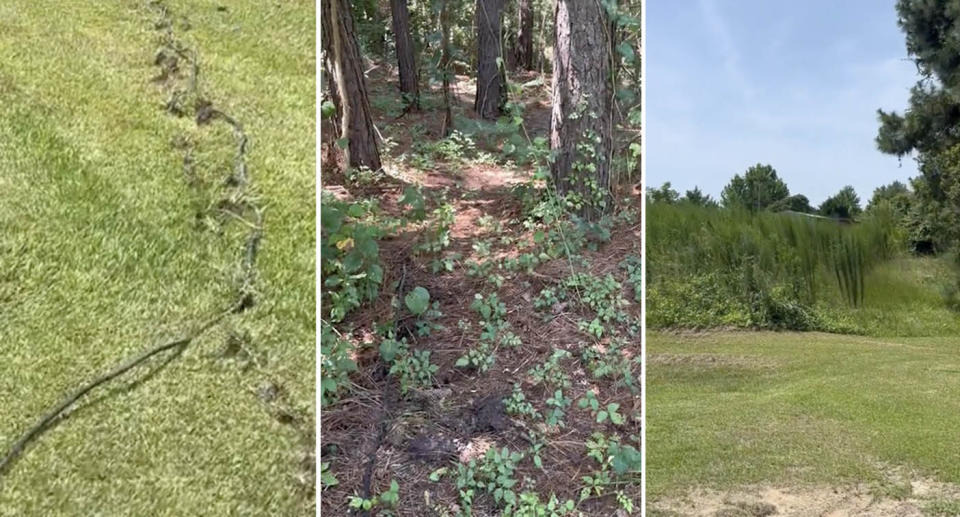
[0, 0, 267, 481]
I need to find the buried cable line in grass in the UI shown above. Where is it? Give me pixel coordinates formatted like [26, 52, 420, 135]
[0, 300, 241, 479]
[149, 0, 263, 311]
[2, 0, 270, 486]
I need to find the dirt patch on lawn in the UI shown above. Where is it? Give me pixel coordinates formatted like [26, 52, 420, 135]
[650, 469, 960, 517]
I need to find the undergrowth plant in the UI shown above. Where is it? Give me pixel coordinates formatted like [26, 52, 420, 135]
[456, 447, 524, 513]
[508, 492, 576, 517]
[578, 391, 625, 425]
[456, 292, 520, 371]
[320, 321, 357, 407]
[581, 432, 641, 512]
[505, 383, 540, 420]
[402, 130, 493, 171]
[380, 333, 438, 395]
[528, 349, 572, 389]
[417, 201, 456, 255]
[320, 193, 385, 322]
[348, 479, 400, 515]
[581, 338, 638, 392]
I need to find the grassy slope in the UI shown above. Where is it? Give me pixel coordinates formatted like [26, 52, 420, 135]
[647, 331, 960, 501]
[0, 1, 313, 515]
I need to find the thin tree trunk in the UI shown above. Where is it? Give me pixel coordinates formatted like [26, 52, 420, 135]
[440, 0, 453, 136]
[321, 0, 382, 171]
[390, 0, 419, 111]
[550, 0, 614, 220]
[515, 0, 534, 71]
[474, 0, 506, 120]
[537, 1, 547, 75]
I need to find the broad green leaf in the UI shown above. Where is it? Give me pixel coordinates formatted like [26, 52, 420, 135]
[347, 203, 365, 218]
[368, 264, 383, 283]
[405, 286, 430, 315]
[611, 410, 625, 426]
[320, 203, 344, 234]
[428, 467, 447, 481]
[380, 339, 399, 362]
[399, 186, 426, 220]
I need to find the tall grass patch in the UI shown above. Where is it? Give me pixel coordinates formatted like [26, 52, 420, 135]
[646, 204, 904, 332]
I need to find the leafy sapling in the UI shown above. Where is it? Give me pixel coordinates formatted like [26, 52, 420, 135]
[405, 285, 444, 336]
[348, 479, 399, 513]
[578, 391, 625, 425]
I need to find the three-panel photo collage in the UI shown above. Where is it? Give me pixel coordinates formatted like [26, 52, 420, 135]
[2, 0, 958, 515]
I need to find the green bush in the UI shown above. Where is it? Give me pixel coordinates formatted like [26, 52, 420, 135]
[320, 192, 384, 322]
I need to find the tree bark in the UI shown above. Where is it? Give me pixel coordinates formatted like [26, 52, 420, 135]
[550, 0, 614, 220]
[321, 0, 382, 171]
[474, 0, 506, 120]
[515, 0, 534, 71]
[440, 0, 454, 136]
[390, 0, 419, 111]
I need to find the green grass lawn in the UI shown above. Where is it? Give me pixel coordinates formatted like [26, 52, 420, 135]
[0, 1, 314, 514]
[647, 331, 960, 503]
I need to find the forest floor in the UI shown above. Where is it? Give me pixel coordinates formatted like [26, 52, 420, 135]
[0, 1, 314, 515]
[646, 331, 960, 517]
[320, 65, 642, 515]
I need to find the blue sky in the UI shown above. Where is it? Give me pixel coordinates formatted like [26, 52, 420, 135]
[647, 0, 920, 206]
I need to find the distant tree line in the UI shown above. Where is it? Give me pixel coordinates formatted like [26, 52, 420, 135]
[648, 163, 866, 221]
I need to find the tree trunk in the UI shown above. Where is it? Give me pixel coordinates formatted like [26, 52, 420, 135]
[390, 0, 419, 111]
[321, 0, 382, 171]
[474, 0, 506, 120]
[550, 0, 614, 220]
[440, 0, 454, 136]
[515, 0, 534, 71]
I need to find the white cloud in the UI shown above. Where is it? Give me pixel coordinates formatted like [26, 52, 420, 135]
[697, 0, 756, 100]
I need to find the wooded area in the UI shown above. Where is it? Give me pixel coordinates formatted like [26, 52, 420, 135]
[320, 1, 642, 515]
[321, 0, 640, 218]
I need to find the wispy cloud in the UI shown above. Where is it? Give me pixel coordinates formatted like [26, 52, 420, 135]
[697, 0, 756, 100]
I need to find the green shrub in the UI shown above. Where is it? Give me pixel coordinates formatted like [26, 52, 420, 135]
[320, 192, 384, 322]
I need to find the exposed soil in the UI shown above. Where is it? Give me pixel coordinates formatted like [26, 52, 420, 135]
[650, 466, 960, 517]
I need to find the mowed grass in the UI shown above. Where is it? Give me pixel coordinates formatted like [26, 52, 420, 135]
[0, 1, 313, 515]
[646, 331, 960, 502]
